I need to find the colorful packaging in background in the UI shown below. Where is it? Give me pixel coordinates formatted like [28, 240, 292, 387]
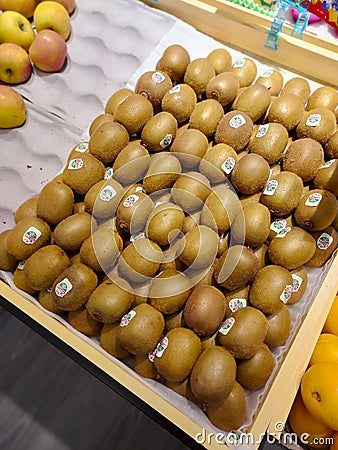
[307, 0, 338, 30]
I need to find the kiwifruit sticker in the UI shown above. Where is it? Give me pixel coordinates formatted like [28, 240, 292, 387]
[123, 194, 139, 208]
[99, 185, 117, 202]
[263, 179, 278, 196]
[317, 232, 333, 250]
[292, 274, 303, 292]
[22, 226, 42, 245]
[120, 310, 136, 327]
[130, 232, 146, 242]
[270, 219, 287, 233]
[17, 260, 25, 270]
[233, 59, 245, 68]
[256, 124, 269, 138]
[55, 278, 73, 297]
[275, 227, 291, 238]
[229, 114, 246, 129]
[228, 298, 247, 313]
[68, 158, 84, 170]
[321, 160, 335, 169]
[135, 186, 146, 194]
[219, 317, 235, 335]
[104, 167, 114, 179]
[160, 133, 173, 148]
[306, 114, 321, 127]
[305, 193, 322, 206]
[152, 72, 166, 83]
[169, 85, 181, 94]
[280, 284, 293, 303]
[221, 157, 236, 174]
[74, 142, 88, 153]
[260, 70, 274, 78]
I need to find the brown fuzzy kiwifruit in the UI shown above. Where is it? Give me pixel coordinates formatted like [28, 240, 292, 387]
[161, 84, 197, 123]
[141, 111, 177, 152]
[39, 289, 64, 314]
[281, 77, 311, 104]
[231, 153, 270, 195]
[53, 212, 94, 253]
[313, 159, 338, 196]
[135, 70, 172, 108]
[247, 122, 288, 164]
[296, 108, 336, 145]
[100, 323, 131, 360]
[171, 171, 211, 213]
[147, 202, 185, 246]
[189, 99, 224, 138]
[199, 143, 238, 184]
[13, 262, 38, 295]
[325, 131, 338, 159]
[230, 57, 257, 87]
[215, 110, 253, 153]
[267, 93, 304, 131]
[156, 44, 190, 82]
[288, 267, 308, 305]
[231, 202, 271, 248]
[0, 230, 18, 271]
[113, 140, 150, 186]
[143, 152, 181, 194]
[14, 197, 38, 223]
[255, 69, 284, 96]
[264, 304, 291, 347]
[37, 181, 74, 226]
[253, 243, 269, 271]
[206, 72, 240, 107]
[66, 142, 89, 162]
[164, 378, 199, 404]
[134, 354, 159, 380]
[282, 138, 324, 182]
[170, 128, 208, 170]
[89, 113, 115, 136]
[306, 227, 338, 268]
[207, 48, 232, 74]
[84, 179, 124, 219]
[179, 224, 218, 270]
[105, 88, 133, 115]
[88, 121, 129, 165]
[236, 344, 275, 391]
[113, 93, 154, 135]
[63, 152, 105, 195]
[306, 86, 338, 113]
[116, 191, 153, 235]
[68, 307, 102, 336]
[294, 189, 337, 231]
[232, 84, 271, 123]
[184, 58, 215, 96]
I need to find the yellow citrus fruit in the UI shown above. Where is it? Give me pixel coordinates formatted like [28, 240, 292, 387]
[289, 391, 334, 449]
[309, 333, 338, 367]
[323, 296, 338, 337]
[330, 432, 338, 450]
[301, 362, 338, 431]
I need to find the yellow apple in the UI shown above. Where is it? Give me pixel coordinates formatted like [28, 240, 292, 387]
[39, 0, 76, 15]
[0, 0, 37, 18]
[0, 11, 35, 51]
[0, 85, 26, 128]
[33, 1, 71, 41]
[0, 43, 32, 84]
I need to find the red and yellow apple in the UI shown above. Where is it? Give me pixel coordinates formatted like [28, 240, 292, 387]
[39, 0, 76, 15]
[29, 30, 67, 73]
[0, 43, 32, 84]
[0, 0, 36, 18]
[33, 1, 71, 41]
[0, 85, 26, 128]
[0, 11, 35, 51]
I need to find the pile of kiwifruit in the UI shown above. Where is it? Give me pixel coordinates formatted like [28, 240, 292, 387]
[0, 44, 337, 432]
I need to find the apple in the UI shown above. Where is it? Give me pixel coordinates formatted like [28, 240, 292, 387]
[0, 0, 36, 18]
[33, 1, 71, 41]
[0, 11, 35, 51]
[0, 43, 32, 84]
[39, 0, 76, 15]
[29, 30, 67, 73]
[0, 85, 26, 128]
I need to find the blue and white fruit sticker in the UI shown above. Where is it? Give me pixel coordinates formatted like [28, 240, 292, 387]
[99, 185, 117, 202]
[317, 232, 333, 250]
[104, 167, 114, 179]
[17, 260, 25, 270]
[305, 192, 322, 206]
[261, 70, 274, 78]
[280, 285, 293, 303]
[169, 85, 181, 94]
[263, 179, 278, 196]
[292, 274, 303, 292]
[22, 226, 41, 245]
[55, 278, 73, 297]
[120, 310, 136, 327]
[68, 158, 83, 170]
[229, 114, 246, 129]
[221, 157, 236, 174]
[219, 317, 235, 335]
[152, 72, 166, 83]
[306, 114, 321, 127]
[123, 194, 139, 208]
[320, 160, 335, 169]
[233, 59, 245, 68]
[256, 124, 269, 138]
[228, 298, 247, 313]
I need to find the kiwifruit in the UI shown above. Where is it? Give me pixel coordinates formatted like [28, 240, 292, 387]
[206, 72, 240, 106]
[147, 203, 185, 246]
[214, 245, 258, 291]
[24, 244, 69, 291]
[80, 228, 123, 273]
[165, 309, 186, 332]
[268, 215, 294, 240]
[267, 93, 304, 130]
[253, 243, 269, 271]
[282, 138, 324, 182]
[288, 266, 308, 305]
[6, 217, 51, 260]
[183, 285, 226, 337]
[223, 284, 250, 317]
[231, 153, 270, 195]
[306, 226, 338, 268]
[268, 227, 316, 269]
[281, 77, 311, 104]
[247, 123, 288, 164]
[179, 224, 218, 270]
[294, 189, 337, 231]
[296, 108, 336, 144]
[153, 327, 201, 383]
[200, 144, 238, 185]
[53, 212, 94, 253]
[113, 93, 153, 135]
[207, 48, 232, 74]
[236, 343, 275, 391]
[51, 263, 98, 311]
[260, 171, 304, 216]
[232, 202, 271, 247]
[84, 179, 124, 220]
[264, 304, 291, 347]
[63, 152, 105, 195]
[13, 262, 38, 295]
[218, 306, 268, 359]
[0, 230, 18, 271]
[66, 142, 89, 162]
[249, 265, 294, 314]
[333, 210, 338, 231]
[68, 307, 102, 336]
[156, 44, 190, 82]
[170, 128, 208, 170]
[105, 88, 133, 115]
[89, 113, 115, 136]
[118, 238, 162, 285]
[38, 289, 64, 314]
[193, 260, 218, 287]
[116, 191, 153, 234]
[255, 69, 284, 96]
[183, 58, 215, 96]
[143, 152, 181, 193]
[73, 202, 86, 214]
[14, 197, 38, 223]
[270, 163, 282, 178]
[200, 185, 241, 235]
[161, 84, 197, 123]
[69, 253, 82, 266]
[117, 303, 165, 355]
[313, 159, 338, 196]
[148, 269, 191, 314]
[135, 70, 172, 108]
[141, 111, 177, 152]
[239, 191, 261, 208]
[100, 323, 131, 360]
[164, 378, 199, 404]
[325, 131, 338, 159]
[215, 110, 253, 152]
[232, 84, 271, 122]
[182, 211, 200, 234]
[206, 381, 246, 431]
[88, 121, 129, 165]
[230, 57, 257, 87]
[189, 99, 224, 138]
[171, 172, 211, 213]
[134, 354, 159, 380]
[112, 140, 150, 186]
[306, 86, 338, 113]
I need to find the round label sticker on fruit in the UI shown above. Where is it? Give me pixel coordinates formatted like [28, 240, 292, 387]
[275, 227, 292, 238]
[55, 278, 73, 298]
[305, 193, 322, 207]
[270, 219, 287, 233]
[17, 260, 25, 270]
[160, 133, 173, 148]
[292, 274, 303, 292]
[263, 179, 278, 196]
[130, 232, 146, 242]
[221, 157, 236, 174]
[229, 298, 247, 313]
[261, 70, 274, 78]
[22, 226, 42, 245]
[74, 142, 88, 153]
[306, 114, 321, 127]
[120, 310, 136, 327]
[219, 317, 235, 335]
[320, 160, 335, 169]
[104, 167, 114, 179]
[280, 284, 293, 303]
[99, 185, 117, 202]
[68, 158, 84, 170]
[123, 194, 139, 208]
[229, 114, 246, 129]
[317, 232, 333, 250]
[152, 71, 166, 83]
[155, 337, 169, 358]
[135, 186, 146, 194]
[233, 59, 245, 68]
[256, 124, 269, 138]
[169, 85, 181, 94]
